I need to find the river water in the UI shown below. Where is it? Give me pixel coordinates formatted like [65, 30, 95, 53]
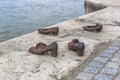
[0, 0, 85, 42]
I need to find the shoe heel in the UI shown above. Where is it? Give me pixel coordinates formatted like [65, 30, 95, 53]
[51, 48, 58, 57]
[48, 41, 58, 57]
[76, 42, 84, 56]
[96, 28, 102, 32]
[52, 32, 58, 35]
[96, 29, 101, 32]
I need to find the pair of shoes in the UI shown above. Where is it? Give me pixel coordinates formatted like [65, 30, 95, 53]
[31, 27, 58, 57]
[29, 42, 58, 57]
[83, 23, 103, 32]
[29, 39, 85, 57]
[37, 23, 103, 36]
[68, 39, 85, 56]
[38, 27, 59, 35]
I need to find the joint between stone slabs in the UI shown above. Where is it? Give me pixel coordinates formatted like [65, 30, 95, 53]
[93, 73, 113, 80]
[100, 48, 120, 62]
[100, 44, 120, 56]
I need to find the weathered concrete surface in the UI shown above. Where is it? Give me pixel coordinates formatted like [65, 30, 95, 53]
[0, 18, 120, 80]
[85, 0, 106, 13]
[85, 0, 120, 13]
[86, 0, 120, 7]
[1, 0, 120, 80]
[76, 7, 120, 25]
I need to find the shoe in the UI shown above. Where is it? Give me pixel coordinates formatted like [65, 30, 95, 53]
[83, 23, 103, 32]
[68, 39, 85, 56]
[43, 41, 58, 57]
[29, 42, 47, 55]
[68, 39, 79, 51]
[38, 27, 59, 35]
[29, 42, 58, 57]
[73, 42, 85, 56]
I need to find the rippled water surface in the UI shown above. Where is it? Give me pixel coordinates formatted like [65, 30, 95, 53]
[0, 0, 85, 42]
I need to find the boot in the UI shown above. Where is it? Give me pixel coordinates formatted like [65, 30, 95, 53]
[68, 39, 85, 56]
[68, 39, 79, 51]
[73, 42, 85, 56]
[38, 27, 59, 35]
[83, 23, 103, 32]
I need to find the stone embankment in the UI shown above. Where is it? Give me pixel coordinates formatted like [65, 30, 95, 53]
[0, 0, 120, 80]
[76, 0, 120, 80]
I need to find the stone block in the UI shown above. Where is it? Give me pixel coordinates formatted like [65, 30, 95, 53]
[94, 57, 109, 63]
[104, 49, 116, 54]
[111, 43, 120, 47]
[108, 46, 119, 51]
[95, 74, 113, 80]
[100, 52, 113, 58]
[100, 68, 117, 75]
[114, 52, 120, 58]
[76, 72, 94, 80]
[83, 67, 100, 74]
[88, 61, 104, 69]
[105, 62, 119, 69]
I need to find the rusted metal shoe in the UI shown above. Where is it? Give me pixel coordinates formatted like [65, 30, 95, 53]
[29, 42, 58, 57]
[83, 23, 103, 32]
[43, 41, 58, 57]
[29, 42, 47, 55]
[38, 27, 59, 35]
[68, 39, 79, 51]
[68, 39, 85, 56]
[73, 42, 85, 56]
